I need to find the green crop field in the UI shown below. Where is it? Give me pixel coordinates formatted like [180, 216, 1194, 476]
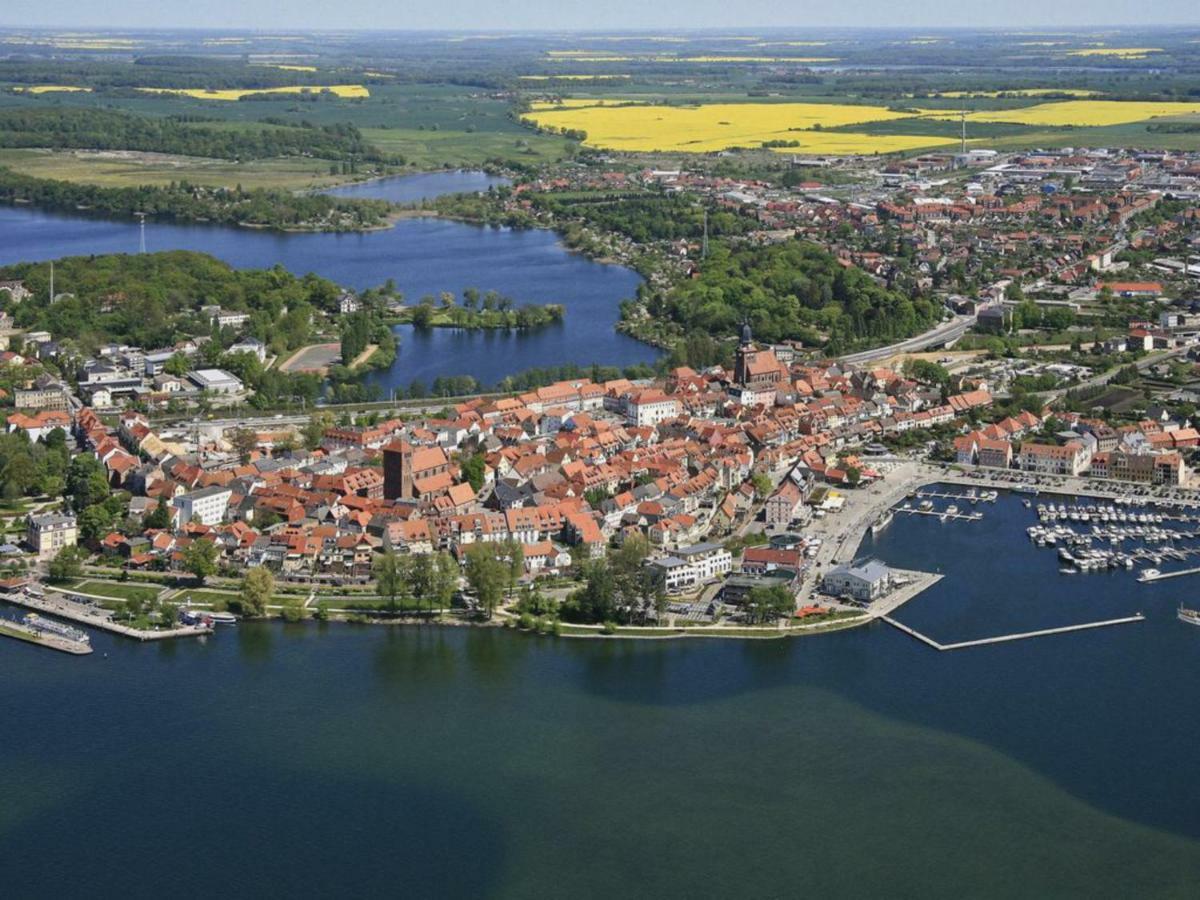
[0, 147, 349, 189]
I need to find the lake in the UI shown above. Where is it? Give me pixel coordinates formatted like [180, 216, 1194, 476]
[5, 487, 1200, 897]
[324, 169, 510, 203]
[0, 171, 656, 389]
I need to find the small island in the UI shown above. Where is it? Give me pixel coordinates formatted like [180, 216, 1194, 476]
[394, 288, 565, 330]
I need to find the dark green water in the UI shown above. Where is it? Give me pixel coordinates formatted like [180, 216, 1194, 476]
[5, 490, 1200, 897]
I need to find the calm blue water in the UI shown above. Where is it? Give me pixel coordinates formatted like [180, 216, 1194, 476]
[5, 486, 1200, 897]
[0, 172, 655, 388]
[324, 169, 510, 203]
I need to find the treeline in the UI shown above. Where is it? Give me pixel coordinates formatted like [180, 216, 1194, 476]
[0, 250, 341, 358]
[0, 58, 339, 91]
[0, 108, 395, 163]
[529, 192, 753, 243]
[0, 169, 392, 232]
[657, 240, 939, 353]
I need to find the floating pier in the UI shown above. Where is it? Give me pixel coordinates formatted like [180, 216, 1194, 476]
[882, 613, 1145, 651]
[896, 508, 984, 522]
[915, 490, 998, 503]
[1137, 566, 1200, 583]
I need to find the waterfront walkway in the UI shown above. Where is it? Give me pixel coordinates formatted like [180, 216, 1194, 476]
[883, 613, 1145, 651]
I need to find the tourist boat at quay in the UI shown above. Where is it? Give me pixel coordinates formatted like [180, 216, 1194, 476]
[23, 613, 90, 647]
[870, 509, 894, 536]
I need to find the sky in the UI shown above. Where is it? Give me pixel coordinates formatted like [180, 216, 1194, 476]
[2, 1, 1198, 31]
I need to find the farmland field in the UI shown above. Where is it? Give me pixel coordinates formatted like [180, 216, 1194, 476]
[0, 147, 349, 190]
[525, 97, 1200, 155]
[136, 85, 369, 101]
[524, 100, 954, 153]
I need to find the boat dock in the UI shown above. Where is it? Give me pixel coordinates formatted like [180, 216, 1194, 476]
[914, 489, 998, 503]
[882, 613, 1145, 651]
[895, 508, 984, 522]
[1137, 566, 1200, 583]
[5, 591, 212, 641]
[0, 618, 92, 655]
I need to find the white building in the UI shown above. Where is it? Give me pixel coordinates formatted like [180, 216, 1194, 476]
[188, 369, 244, 395]
[173, 485, 233, 526]
[823, 559, 892, 601]
[651, 542, 732, 592]
[623, 389, 680, 428]
[26, 512, 77, 560]
[228, 338, 267, 363]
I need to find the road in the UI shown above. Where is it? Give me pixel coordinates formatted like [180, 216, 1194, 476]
[838, 315, 976, 366]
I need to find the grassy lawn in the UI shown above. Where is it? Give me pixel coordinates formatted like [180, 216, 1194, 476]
[72, 580, 163, 604]
[176, 589, 240, 610]
[0, 148, 349, 190]
[361, 127, 570, 169]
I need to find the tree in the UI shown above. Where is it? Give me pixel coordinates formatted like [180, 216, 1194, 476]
[464, 543, 505, 619]
[751, 472, 773, 499]
[373, 549, 411, 613]
[408, 552, 435, 614]
[65, 455, 110, 513]
[228, 427, 258, 464]
[235, 565, 274, 617]
[164, 352, 190, 377]
[746, 584, 795, 624]
[501, 537, 524, 599]
[144, 500, 171, 531]
[1, 454, 36, 499]
[183, 538, 219, 585]
[459, 453, 485, 492]
[47, 544, 85, 582]
[430, 551, 459, 615]
[302, 411, 333, 451]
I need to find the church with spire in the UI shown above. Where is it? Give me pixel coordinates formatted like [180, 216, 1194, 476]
[733, 322, 785, 393]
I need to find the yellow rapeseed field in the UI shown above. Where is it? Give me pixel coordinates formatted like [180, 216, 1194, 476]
[926, 100, 1200, 127]
[523, 101, 953, 154]
[10, 85, 93, 94]
[1066, 48, 1163, 58]
[136, 85, 369, 101]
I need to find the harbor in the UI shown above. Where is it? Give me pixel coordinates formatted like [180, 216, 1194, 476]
[3, 589, 212, 641]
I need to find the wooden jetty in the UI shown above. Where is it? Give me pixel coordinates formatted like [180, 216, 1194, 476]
[882, 613, 1145, 651]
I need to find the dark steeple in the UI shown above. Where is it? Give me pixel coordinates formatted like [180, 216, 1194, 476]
[740, 321, 753, 346]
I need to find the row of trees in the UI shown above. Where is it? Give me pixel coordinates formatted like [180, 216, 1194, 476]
[373, 549, 462, 616]
[0, 108, 391, 164]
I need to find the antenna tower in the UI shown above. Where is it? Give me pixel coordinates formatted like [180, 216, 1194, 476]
[136, 212, 147, 254]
